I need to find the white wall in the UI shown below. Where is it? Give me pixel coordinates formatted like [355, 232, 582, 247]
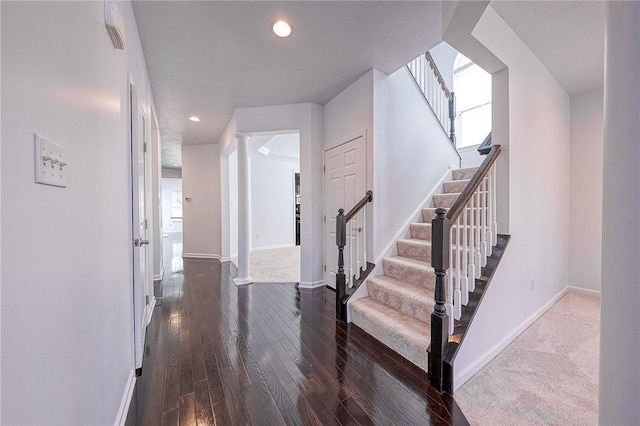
[429, 41, 458, 92]
[322, 67, 460, 263]
[323, 70, 375, 258]
[453, 5, 571, 389]
[151, 116, 163, 280]
[458, 145, 485, 169]
[182, 144, 221, 258]
[250, 153, 299, 249]
[228, 150, 238, 258]
[569, 89, 603, 292]
[162, 178, 183, 234]
[1, 1, 158, 424]
[372, 67, 460, 259]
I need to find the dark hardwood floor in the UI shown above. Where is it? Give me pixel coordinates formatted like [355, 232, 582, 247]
[126, 234, 469, 425]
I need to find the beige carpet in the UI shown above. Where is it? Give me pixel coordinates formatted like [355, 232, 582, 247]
[232, 246, 300, 282]
[455, 290, 600, 425]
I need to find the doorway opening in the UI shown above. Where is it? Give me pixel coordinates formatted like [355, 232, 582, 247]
[229, 131, 301, 282]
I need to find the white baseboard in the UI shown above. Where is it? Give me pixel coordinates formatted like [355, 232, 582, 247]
[454, 286, 569, 391]
[220, 257, 232, 263]
[566, 285, 601, 296]
[251, 243, 296, 252]
[114, 370, 136, 426]
[153, 266, 164, 282]
[182, 253, 221, 260]
[299, 280, 324, 289]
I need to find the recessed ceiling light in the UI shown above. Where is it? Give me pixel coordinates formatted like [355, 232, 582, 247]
[189, 116, 201, 122]
[272, 20, 293, 38]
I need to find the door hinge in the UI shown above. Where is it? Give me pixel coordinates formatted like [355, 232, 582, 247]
[324, 265, 326, 272]
[323, 215, 326, 223]
[143, 142, 148, 153]
[323, 165, 325, 173]
[146, 295, 151, 305]
[144, 219, 148, 229]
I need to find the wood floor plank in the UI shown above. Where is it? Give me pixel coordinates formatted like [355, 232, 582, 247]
[126, 235, 469, 426]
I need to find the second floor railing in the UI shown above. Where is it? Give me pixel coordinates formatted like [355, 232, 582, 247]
[407, 52, 456, 145]
[335, 190, 374, 322]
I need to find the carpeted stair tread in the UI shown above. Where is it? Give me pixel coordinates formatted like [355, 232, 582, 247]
[382, 256, 435, 291]
[443, 179, 470, 194]
[422, 208, 441, 223]
[350, 297, 430, 370]
[452, 167, 478, 181]
[434, 192, 461, 208]
[367, 275, 434, 323]
[410, 223, 474, 243]
[397, 238, 431, 262]
[410, 223, 432, 240]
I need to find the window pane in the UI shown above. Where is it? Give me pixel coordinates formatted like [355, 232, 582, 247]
[172, 191, 182, 218]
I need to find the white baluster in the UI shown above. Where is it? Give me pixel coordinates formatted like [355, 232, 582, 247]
[474, 189, 482, 278]
[492, 165, 498, 246]
[363, 206, 367, 266]
[468, 195, 476, 287]
[348, 221, 353, 288]
[462, 200, 469, 304]
[454, 216, 462, 319]
[355, 214, 361, 280]
[441, 94, 447, 130]
[447, 225, 454, 334]
[487, 168, 494, 251]
[481, 176, 488, 266]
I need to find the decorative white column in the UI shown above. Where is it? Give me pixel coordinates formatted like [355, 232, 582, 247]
[599, 2, 640, 424]
[234, 133, 253, 285]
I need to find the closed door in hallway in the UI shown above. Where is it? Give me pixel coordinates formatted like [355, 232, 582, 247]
[324, 135, 365, 289]
[130, 79, 150, 370]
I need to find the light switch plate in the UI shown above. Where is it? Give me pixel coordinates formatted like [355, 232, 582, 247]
[34, 133, 67, 187]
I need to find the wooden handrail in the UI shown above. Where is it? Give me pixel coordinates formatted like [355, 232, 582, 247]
[446, 134, 500, 222]
[345, 190, 373, 222]
[477, 132, 493, 155]
[425, 52, 451, 100]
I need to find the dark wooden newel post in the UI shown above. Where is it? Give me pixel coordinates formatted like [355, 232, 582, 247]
[336, 209, 347, 321]
[429, 207, 450, 392]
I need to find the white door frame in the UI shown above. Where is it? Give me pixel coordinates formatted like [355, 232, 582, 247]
[323, 130, 367, 288]
[128, 74, 149, 370]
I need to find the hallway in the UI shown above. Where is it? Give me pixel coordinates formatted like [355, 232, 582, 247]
[126, 236, 467, 425]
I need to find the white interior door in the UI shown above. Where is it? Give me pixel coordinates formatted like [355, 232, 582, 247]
[130, 81, 148, 370]
[324, 135, 365, 289]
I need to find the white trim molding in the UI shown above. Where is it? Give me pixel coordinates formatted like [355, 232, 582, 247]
[299, 280, 324, 289]
[234, 276, 253, 286]
[114, 371, 136, 426]
[566, 286, 601, 296]
[182, 253, 221, 260]
[153, 265, 164, 282]
[251, 243, 296, 252]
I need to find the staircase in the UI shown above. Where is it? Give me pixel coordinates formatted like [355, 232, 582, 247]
[350, 167, 478, 371]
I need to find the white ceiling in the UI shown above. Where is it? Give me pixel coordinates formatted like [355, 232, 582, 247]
[491, 1, 605, 96]
[131, 1, 443, 168]
[133, 1, 606, 169]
